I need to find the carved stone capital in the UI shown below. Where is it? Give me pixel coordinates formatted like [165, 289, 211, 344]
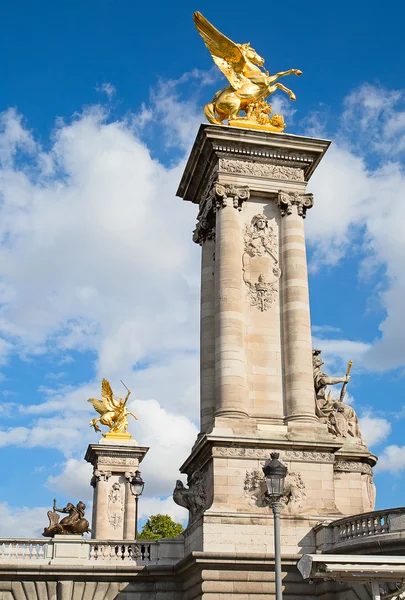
[277, 190, 314, 218]
[124, 471, 136, 481]
[214, 183, 250, 211]
[92, 469, 112, 486]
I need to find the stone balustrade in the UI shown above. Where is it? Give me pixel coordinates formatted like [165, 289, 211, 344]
[0, 536, 184, 566]
[315, 507, 405, 553]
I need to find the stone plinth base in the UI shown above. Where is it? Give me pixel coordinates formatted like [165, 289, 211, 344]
[46, 535, 89, 564]
[85, 440, 149, 540]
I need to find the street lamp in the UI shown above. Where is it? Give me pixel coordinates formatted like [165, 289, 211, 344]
[262, 452, 288, 600]
[129, 470, 145, 539]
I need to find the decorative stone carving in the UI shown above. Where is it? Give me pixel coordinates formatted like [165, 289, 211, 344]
[313, 349, 365, 445]
[244, 214, 277, 259]
[219, 158, 304, 181]
[246, 269, 281, 311]
[243, 214, 280, 310]
[277, 189, 314, 218]
[212, 446, 335, 462]
[91, 469, 112, 487]
[107, 482, 124, 531]
[334, 461, 373, 475]
[97, 456, 138, 466]
[214, 183, 250, 210]
[244, 469, 306, 511]
[173, 470, 207, 520]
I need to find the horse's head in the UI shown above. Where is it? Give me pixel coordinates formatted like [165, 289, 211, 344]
[238, 42, 265, 67]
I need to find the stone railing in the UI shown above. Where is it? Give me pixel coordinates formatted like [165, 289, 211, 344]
[315, 507, 405, 553]
[0, 536, 184, 566]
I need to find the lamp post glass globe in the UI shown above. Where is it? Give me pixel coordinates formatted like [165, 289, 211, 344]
[262, 452, 287, 502]
[130, 470, 145, 498]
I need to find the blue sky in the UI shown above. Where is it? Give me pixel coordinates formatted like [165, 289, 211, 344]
[0, 0, 405, 536]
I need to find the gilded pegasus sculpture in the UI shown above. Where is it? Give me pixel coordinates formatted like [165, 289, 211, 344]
[88, 378, 137, 436]
[193, 12, 302, 132]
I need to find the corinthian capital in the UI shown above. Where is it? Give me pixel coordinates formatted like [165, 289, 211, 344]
[214, 183, 250, 211]
[277, 190, 314, 218]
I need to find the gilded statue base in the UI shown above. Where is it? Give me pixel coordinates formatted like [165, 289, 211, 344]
[229, 119, 285, 133]
[102, 431, 133, 441]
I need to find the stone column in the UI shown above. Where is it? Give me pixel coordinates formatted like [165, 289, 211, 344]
[123, 471, 136, 540]
[92, 470, 111, 539]
[277, 190, 318, 423]
[200, 237, 216, 432]
[214, 184, 250, 418]
[85, 440, 148, 540]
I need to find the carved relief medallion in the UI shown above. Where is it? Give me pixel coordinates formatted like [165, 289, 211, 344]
[244, 469, 306, 512]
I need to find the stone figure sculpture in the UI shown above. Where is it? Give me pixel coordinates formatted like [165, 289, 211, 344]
[313, 349, 365, 444]
[43, 499, 90, 537]
[173, 471, 207, 521]
[193, 11, 302, 131]
[88, 378, 137, 435]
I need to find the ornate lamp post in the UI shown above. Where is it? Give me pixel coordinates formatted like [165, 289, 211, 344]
[262, 452, 287, 600]
[129, 470, 145, 539]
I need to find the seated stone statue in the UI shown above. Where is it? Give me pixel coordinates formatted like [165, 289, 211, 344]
[312, 349, 365, 444]
[43, 499, 90, 537]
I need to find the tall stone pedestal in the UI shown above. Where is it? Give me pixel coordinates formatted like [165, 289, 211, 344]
[85, 437, 148, 540]
[175, 125, 377, 598]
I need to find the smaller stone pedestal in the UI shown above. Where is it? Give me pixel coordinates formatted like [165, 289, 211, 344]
[46, 535, 89, 564]
[85, 437, 149, 540]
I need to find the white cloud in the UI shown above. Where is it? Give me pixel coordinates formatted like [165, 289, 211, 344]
[96, 83, 116, 100]
[376, 445, 405, 473]
[0, 503, 48, 538]
[47, 458, 93, 502]
[359, 412, 392, 447]
[138, 495, 188, 526]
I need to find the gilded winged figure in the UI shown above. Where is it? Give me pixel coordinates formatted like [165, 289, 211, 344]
[88, 378, 137, 435]
[193, 12, 302, 131]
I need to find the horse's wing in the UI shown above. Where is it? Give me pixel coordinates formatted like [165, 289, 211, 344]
[193, 12, 246, 89]
[88, 398, 109, 415]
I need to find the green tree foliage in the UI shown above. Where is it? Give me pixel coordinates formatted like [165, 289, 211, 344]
[138, 514, 184, 540]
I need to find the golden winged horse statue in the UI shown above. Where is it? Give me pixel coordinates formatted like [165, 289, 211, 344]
[88, 378, 137, 436]
[193, 12, 302, 132]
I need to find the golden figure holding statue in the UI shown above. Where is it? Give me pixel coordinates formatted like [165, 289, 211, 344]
[193, 12, 302, 132]
[88, 378, 137, 439]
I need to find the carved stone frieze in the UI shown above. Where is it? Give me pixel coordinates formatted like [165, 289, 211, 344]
[219, 158, 304, 181]
[212, 446, 335, 462]
[334, 461, 373, 475]
[107, 482, 124, 530]
[277, 190, 314, 218]
[97, 456, 138, 466]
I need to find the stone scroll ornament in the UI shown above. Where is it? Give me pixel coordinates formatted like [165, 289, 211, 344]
[43, 499, 90, 538]
[243, 214, 281, 311]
